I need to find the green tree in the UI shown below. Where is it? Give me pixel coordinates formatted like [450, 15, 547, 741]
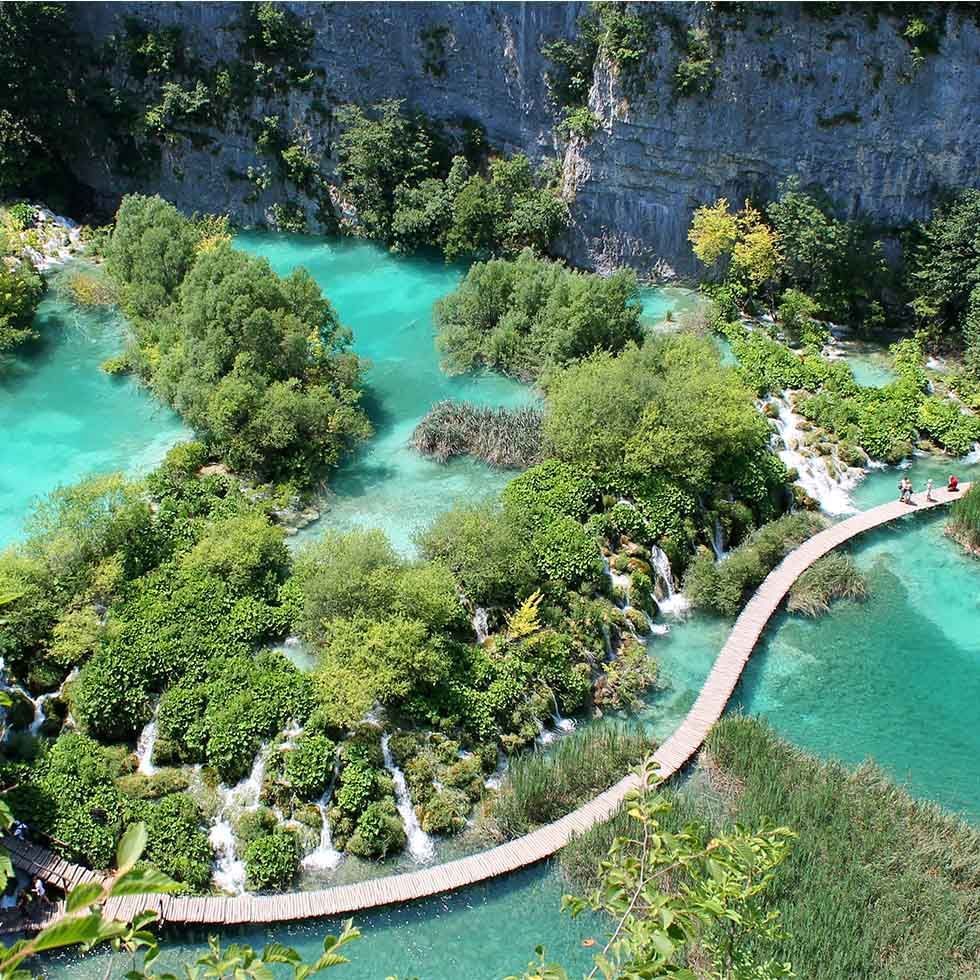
[0, 261, 44, 355]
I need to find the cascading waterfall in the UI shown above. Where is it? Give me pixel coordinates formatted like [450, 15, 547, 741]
[711, 517, 726, 560]
[301, 778, 343, 871]
[548, 690, 576, 736]
[471, 606, 489, 644]
[649, 546, 687, 616]
[209, 746, 268, 894]
[768, 395, 860, 515]
[135, 708, 159, 776]
[380, 733, 435, 863]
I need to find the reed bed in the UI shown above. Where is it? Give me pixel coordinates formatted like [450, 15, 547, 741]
[484, 724, 653, 840]
[410, 399, 544, 468]
[786, 551, 868, 616]
[563, 717, 980, 980]
[948, 482, 980, 553]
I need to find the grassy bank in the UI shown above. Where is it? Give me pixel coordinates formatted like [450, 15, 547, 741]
[562, 717, 980, 980]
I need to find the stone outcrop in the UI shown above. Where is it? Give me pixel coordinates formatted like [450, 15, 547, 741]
[67, 2, 980, 278]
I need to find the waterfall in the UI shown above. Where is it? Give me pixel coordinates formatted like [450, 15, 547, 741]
[209, 746, 268, 894]
[301, 779, 343, 871]
[471, 606, 489, 643]
[548, 690, 576, 735]
[483, 753, 509, 790]
[711, 517, 726, 560]
[135, 709, 159, 775]
[381, 734, 435, 863]
[768, 395, 860, 515]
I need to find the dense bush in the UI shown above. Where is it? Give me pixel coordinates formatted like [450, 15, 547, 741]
[125, 792, 213, 892]
[243, 831, 299, 891]
[411, 400, 544, 468]
[502, 460, 598, 531]
[282, 733, 336, 801]
[434, 249, 642, 381]
[684, 512, 827, 617]
[0, 259, 44, 355]
[105, 194, 371, 485]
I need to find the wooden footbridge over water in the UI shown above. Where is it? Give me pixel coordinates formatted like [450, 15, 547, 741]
[5, 485, 967, 932]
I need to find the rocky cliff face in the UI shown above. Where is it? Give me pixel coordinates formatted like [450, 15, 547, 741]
[68, 2, 980, 278]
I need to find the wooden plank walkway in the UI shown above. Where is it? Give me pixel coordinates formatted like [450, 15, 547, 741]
[8, 485, 966, 929]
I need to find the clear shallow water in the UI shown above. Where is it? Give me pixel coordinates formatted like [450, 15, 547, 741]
[0, 268, 189, 546]
[735, 510, 980, 820]
[44, 863, 602, 979]
[235, 233, 538, 554]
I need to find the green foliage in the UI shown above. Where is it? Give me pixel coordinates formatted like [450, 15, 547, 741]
[777, 288, 826, 348]
[243, 831, 299, 891]
[334, 100, 568, 258]
[106, 194, 370, 485]
[533, 752, 795, 980]
[125, 793, 213, 892]
[502, 460, 599, 531]
[0, 3, 80, 196]
[416, 501, 537, 606]
[786, 551, 868, 617]
[436, 249, 642, 381]
[685, 512, 827, 617]
[0, 260, 44, 355]
[347, 799, 407, 859]
[674, 26, 718, 96]
[283, 733, 336, 801]
[531, 516, 604, 589]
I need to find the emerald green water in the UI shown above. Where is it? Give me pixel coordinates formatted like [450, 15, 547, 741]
[0, 268, 189, 545]
[234, 233, 537, 554]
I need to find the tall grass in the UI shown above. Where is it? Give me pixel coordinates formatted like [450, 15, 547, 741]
[485, 724, 653, 840]
[410, 400, 543, 468]
[786, 551, 867, 616]
[562, 717, 980, 980]
[948, 482, 980, 552]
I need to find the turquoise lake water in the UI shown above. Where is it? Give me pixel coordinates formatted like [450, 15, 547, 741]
[234, 233, 538, 554]
[0, 268, 189, 545]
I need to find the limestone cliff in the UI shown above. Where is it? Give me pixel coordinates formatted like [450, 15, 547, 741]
[68, 2, 980, 278]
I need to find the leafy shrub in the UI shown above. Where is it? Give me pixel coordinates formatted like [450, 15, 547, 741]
[0, 260, 44, 354]
[685, 512, 827, 617]
[6, 201, 37, 230]
[243, 831, 299, 891]
[435, 249, 642, 381]
[347, 799, 406, 858]
[283, 733, 335, 800]
[531, 516, 604, 588]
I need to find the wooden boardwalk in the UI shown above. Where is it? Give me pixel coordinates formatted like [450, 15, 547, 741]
[8, 485, 966, 929]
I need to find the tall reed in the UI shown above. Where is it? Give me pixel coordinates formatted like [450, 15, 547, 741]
[411, 400, 543, 468]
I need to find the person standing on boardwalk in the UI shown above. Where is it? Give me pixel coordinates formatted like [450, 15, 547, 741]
[926, 478, 934, 501]
[948, 474, 959, 492]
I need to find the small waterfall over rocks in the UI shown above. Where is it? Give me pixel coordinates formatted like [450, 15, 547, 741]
[135, 707, 160, 776]
[209, 746, 268, 894]
[381, 733, 435, 863]
[301, 778, 343, 872]
[768, 395, 860, 516]
[471, 606, 489, 644]
[649, 546, 688, 617]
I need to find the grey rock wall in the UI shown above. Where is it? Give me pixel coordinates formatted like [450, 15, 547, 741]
[67, 2, 980, 279]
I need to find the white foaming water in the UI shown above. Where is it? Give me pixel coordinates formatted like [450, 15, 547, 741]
[472, 606, 489, 644]
[649, 545, 689, 620]
[711, 517, 727, 560]
[769, 395, 861, 516]
[301, 781, 343, 871]
[961, 444, 980, 465]
[381, 734, 435, 863]
[209, 747, 268, 894]
[135, 718, 159, 775]
[483, 753, 509, 790]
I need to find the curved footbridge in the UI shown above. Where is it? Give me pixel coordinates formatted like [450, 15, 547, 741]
[7, 485, 967, 930]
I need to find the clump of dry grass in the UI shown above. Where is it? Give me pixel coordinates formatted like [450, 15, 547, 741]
[411, 399, 543, 468]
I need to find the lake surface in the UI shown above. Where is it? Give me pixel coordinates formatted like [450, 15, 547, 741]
[0, 267, 189, 545]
